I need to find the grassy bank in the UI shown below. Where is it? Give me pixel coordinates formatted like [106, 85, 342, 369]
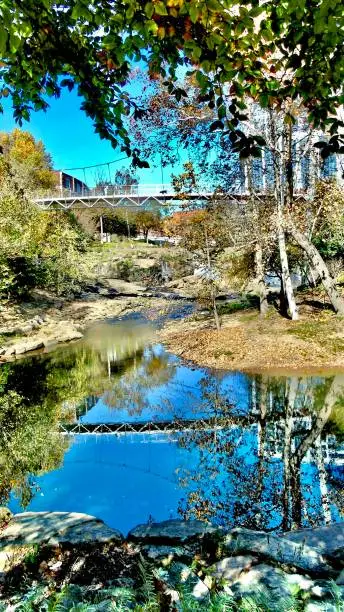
[160, 298, 344, 373]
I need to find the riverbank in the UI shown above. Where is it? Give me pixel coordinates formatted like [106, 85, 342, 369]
[160, 304, 344, 373]
[0, 288, 184, 361]
[0, 511, 343, 610]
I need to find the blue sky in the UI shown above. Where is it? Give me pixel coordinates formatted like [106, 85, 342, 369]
[0, 88, 183, 188]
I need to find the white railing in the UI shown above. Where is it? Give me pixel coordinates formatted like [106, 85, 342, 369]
[52, 183, 175, 199]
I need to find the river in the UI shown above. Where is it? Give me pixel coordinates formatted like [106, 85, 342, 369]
[0, 310, 343, 535]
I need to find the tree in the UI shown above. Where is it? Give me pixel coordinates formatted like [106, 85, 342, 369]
[177, 372, 344, 531]
[1, 1, 343, 162]
[135, 209, 162, 243]
[132, 80, 344, 317]
[0, 129, 89, 298]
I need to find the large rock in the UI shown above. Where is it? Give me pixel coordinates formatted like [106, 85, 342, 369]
[223, 528, 335, 577]
[128, 519, 220, 544]
[101, 279, 147, 295]
[0, 512, 123, 548]
[208, 555, 257, 584]
[283, 523, 344, 558]
[230, 563, 293, 601]
[141, 544, 195, 564]
[157, 562, 209, 602]
[0, 507, 12, 528]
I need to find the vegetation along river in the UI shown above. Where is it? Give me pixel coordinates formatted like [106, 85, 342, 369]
[0, 309, 343, 536]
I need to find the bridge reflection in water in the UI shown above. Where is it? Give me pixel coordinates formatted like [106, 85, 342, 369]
[3, 316, 344, 534]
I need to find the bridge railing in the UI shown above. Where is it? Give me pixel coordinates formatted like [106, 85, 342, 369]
[46, 183, 175, 199]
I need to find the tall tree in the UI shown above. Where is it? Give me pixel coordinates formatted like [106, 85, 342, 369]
[0, 1, 343, 162]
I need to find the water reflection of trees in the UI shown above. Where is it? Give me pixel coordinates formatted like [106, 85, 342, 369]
[177, 374, 344, 531]
[0, 328, 175, 505]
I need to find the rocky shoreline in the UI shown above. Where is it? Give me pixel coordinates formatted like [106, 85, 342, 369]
[0, 510, 343, 609]
[0, 284, 188, 362]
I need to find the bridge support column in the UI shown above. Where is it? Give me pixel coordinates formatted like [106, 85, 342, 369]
[100, 215, 104, 243]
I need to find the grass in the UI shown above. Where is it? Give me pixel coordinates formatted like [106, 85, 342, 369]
[217, 295, 259, 316]
[5, 580, 342, 612]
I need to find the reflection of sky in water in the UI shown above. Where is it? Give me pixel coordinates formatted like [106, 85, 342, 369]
[81, 344, 250, 424]
[9, 426, 343, 535]
[6, 316, 344, 534]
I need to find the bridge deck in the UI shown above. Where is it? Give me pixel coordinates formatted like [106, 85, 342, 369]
[59, 416, 244, 435]
[34, 184, 250, 210]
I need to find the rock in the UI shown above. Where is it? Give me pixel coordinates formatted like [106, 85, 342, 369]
[14, 340, 44, 355]
[16, 323, 33, 334]
[208, 555, 257, 584]
[128, 519, 221, 544]
[141, 544, 194, 564]
[305, 602, 338, 612]
[102, 279, 147, 296]
[337, 569, 344, 585]
[223, 528, 334, 577]
[284, 523, 344, 558]
[0, 512, 123, 548]
[230, 563, 292, 601]
[0, 507, 12, 528]
[157, 562, 209, 602]
[47, 521, 123, 546]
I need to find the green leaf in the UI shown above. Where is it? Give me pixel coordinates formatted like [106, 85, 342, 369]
[0, 28, 8, 54]
[189, 5, 200, 24]
[145, 2, 154, 19]
[155, 2, 168, 16]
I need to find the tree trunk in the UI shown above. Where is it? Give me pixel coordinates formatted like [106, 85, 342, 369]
[288, 222, 344, 315]
[282, 377, 298, 531]
[254, 242, 269, 315]
[277, 214, 299, 319]
[270, 111, 299, 320]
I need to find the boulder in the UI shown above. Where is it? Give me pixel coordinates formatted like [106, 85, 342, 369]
[0, 507, 12, 528]
[230, 563, 292, 601]
[157, 562, 209, 602]
[102, 279, 147, 296]
[283, 523, 344, 558]
[0, 512, 123, 548]
[141, 544, 195, 564]
[223, 528, 335, 577]
[208, 555, 257, 584]
[128, 519, 221, 544]
[13, 340, 44, 355]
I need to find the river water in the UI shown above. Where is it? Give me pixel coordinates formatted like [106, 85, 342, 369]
[0, 311, 343, 535]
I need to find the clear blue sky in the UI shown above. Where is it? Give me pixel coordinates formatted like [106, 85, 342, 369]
[0, 88, 183, 188]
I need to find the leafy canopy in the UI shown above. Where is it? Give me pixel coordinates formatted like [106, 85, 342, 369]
[1, 0, 343, 162]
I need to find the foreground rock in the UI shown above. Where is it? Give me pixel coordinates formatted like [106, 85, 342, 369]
[224, 528, 335, 577]
[0, 512, 123, 548]
[284, 523, 344, 560]
[0, 515, 343, 609]
[0, 321, 83, 358]
[128, 518, 221, 544]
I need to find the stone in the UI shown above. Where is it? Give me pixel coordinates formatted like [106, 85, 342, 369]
[102, 279, 147, 296]
[337, 569, 344, 585]
[283, 523, 344, 558]
[14, 340, 44, 355]
[47, 521, 123, 546]
[141, 544, 194, 564]
[230, 563, 292, 601]
[0, 507, 12, 528]
[158, 562, 209, 602]
[128, 519, 221, 544]
[224, 528, 335, 577]
[208, 555, 257, 584]
[0, 512, 123, 548]
[305, 602, 338, 612]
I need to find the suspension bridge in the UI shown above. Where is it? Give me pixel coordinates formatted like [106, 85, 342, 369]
[34, 183, 250, 210]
